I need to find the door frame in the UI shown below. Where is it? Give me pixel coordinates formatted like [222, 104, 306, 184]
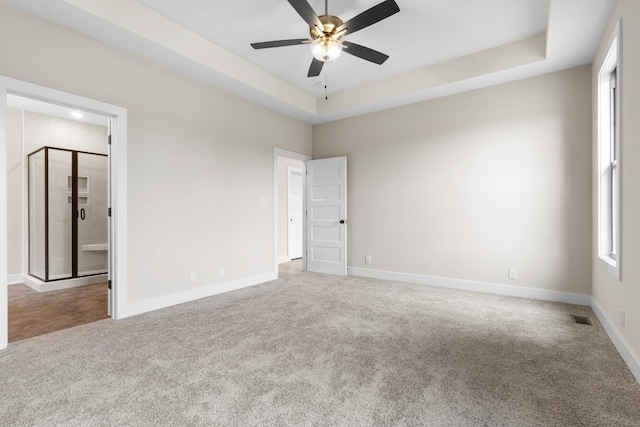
[273, 148, 311, 276]
[287, 167, 304, 261]
[0, 76, 128, 349]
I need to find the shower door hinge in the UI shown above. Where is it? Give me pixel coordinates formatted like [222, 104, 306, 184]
[108, 280, 112, 290]
[108, 207, 112, 217]
[108, 135, 112, 145]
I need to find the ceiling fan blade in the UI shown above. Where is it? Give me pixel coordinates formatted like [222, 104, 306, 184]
[251, 39, 309, 49]
[336, 0, 400, 35]
[307, 58, 324, 77]
[342, 41, 389, 65]
[288, 0, 324, 32]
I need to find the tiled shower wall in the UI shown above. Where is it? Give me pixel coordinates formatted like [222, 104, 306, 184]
[8, 109, 108, 279]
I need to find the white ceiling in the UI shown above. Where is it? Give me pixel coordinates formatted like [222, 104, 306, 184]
[134, 0, 549, 95]
[7, 95, 109, 127]
[1, 0, 615, 124]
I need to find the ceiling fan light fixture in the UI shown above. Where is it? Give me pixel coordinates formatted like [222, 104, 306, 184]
[250, 0, 400, 77]
[311, 36, 342, 62]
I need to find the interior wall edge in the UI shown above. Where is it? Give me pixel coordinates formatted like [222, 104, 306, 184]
[273, 148, 312, 277]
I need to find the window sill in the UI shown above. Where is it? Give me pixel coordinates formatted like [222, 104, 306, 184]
[598, 254, 621, 280]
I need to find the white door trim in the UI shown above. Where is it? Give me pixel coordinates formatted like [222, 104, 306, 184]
[0, 76, 128, 349]
[273, 148, 311, 276]
[287, 167, 304, 260]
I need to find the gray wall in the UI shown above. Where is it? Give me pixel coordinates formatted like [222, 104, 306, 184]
[591, 0, 640, 371]
[313, 66, 592, 296]
[0, 3, 312, 302]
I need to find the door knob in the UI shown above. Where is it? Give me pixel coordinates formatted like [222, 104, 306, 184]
[340, 220, 347, 224]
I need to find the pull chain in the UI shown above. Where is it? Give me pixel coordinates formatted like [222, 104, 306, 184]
[324, 0, 330, 99]
[324, 70, 329, 100]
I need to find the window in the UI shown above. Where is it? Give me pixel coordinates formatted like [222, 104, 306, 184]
[597, 20, 621, 280]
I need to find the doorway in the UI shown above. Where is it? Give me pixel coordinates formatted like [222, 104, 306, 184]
[287, 167, 304, 260]
[274, 148, 311, 277]
[7, 97, 110, 342]
[0, 76, 128, 349]
[273, 150, 348, 278]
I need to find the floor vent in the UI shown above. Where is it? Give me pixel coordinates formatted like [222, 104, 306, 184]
[571, 315, 592, 326]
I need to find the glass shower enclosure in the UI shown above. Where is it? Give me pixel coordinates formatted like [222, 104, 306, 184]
[28, 147, 108, 282]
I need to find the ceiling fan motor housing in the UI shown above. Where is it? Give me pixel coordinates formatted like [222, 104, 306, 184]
[310, 15, 345, 41]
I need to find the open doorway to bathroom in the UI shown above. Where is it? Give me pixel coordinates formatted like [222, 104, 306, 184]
[274, 148, 311, 279]
[6, 95, 110, 342]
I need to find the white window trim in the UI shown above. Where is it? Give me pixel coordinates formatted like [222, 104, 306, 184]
[597, 19, 622, 280]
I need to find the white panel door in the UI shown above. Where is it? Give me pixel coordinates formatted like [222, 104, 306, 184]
[306, 157, 347, 275]
[288, 168, 304, 259]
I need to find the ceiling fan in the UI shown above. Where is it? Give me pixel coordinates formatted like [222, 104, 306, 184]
[251, 0, 400, 77]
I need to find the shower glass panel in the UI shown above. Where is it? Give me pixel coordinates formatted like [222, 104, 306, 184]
[28, 147, 108, 282]
[48, 149, 73, 280]
[28, 149, 46, 281]
[77, 153, 108, 276]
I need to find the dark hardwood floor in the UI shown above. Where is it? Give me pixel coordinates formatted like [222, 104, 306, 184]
[9, 261, 302, 344]
[8, 283, 109, 343]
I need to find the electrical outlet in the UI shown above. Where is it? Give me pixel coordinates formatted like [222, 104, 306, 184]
[365, 255, 372, 265]
[260, 198, 267, 206]
[190, 272, 197, 283]
[508, 268, 518, 280]
[620, 309, 626, 328]
[219, 267, 225, 277]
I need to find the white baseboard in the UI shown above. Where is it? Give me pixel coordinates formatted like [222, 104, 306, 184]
[347, 267, 592, 306]
[7, 274, 23, 285]
[278, 256, 290, 264]
[591, 298, 640, 385]
[120, 272, 277, 319]
[23, 274, 108, 292]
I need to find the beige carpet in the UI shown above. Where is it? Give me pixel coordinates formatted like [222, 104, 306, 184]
[1, 272, 639, 426]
